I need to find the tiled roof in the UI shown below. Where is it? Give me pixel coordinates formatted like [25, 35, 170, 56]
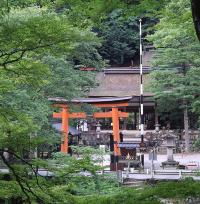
[48, 96, 132, 103]
[89, 67, 153, 97]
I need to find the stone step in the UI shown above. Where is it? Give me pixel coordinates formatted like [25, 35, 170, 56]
[123, 180, 145, 188]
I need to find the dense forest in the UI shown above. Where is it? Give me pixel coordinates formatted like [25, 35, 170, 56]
[0, 0, 200, 203]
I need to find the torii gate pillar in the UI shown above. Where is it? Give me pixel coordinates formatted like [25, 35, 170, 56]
[93, 104, 129, 170]
[112, 107, 121, 156]
[61, 106, 69, 153]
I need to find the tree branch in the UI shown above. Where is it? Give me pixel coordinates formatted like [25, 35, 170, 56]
[1, 149, 44, 192]
[1, 50, 26, 67]
[0, 151, 32, 204]
[0, 40, 59, 68]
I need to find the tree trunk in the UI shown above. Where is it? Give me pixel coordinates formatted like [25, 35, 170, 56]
[184, 107, 190, 153]
[120, 54, 124, 65]
[182, 64, 190, 152]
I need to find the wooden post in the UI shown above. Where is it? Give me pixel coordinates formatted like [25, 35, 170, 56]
[61, 106, 69, 153]
[112, 107, 120, 156]
[155, 110, 158, 125]
[155, 102, 159, 126]
[122, 107, 127, 130]
[134, 111, 137, 130]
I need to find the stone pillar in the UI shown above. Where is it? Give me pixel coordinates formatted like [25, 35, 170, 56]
[167, 148, 174, 161]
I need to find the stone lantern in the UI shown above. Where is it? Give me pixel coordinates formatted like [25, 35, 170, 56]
[96, 121, 102, 139]
[161, 130, 179, 168]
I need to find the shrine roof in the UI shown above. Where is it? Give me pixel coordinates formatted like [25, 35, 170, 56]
[89, 67, 153, 97]
[103, 66, 151, 74]
[72, 96, 132, 103]
[48, 96, 132, 104]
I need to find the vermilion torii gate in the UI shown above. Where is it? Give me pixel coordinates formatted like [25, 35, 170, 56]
[49, 97, 131, 158]
[53, 104, 86, 153]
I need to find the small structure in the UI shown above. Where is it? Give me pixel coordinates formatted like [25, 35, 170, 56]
[118, 142, 141, 170]
[162, 130, 179, 168]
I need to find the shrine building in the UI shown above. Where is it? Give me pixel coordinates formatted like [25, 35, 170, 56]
[49, 46, 157, 170]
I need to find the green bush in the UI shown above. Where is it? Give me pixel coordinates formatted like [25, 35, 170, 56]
[73, 179, 200, 204]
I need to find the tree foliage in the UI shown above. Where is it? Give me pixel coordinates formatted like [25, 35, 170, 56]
[1, 0, 200, 202]
[0, 1, 107, 202]
[147, 0, 200, 128]
[98, 10, 139, 65]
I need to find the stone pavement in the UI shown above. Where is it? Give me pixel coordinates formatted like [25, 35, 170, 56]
[123, 173, 181, 180]
[100, 152, 200, 171]
[144, 153, 200, 170]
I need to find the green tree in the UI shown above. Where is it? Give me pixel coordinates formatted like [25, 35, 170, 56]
[98, 10, 139, 65]
[0, 4, 98, 149]
[147, 0, 200, 151]
[0, 2, 105, 202]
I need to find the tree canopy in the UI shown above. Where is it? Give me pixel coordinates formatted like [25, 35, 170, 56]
[0, 0, 200, 202]
[147, 0, 200, 151]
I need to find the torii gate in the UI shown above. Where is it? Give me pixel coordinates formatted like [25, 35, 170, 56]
[53, 104, 86, 153]
[93, 102, 129, 157]
[50, 97, 131, 157]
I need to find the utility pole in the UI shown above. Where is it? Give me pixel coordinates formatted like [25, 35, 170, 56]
[139, 19, 145, 167]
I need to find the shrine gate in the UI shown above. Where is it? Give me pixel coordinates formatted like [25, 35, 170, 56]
[49, 97, 131, 164]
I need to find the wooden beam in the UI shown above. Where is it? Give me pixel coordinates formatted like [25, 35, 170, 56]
[118, 112, 129, 118]
[53, 112, 87, 119]
[53, 104, 68, 108]
[69, 112, 87, 118]
[93, 102, 129, 108]
[53, 112, 62, 118]
[93, 112, 112, 118]
[93, 111, 129, 118]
